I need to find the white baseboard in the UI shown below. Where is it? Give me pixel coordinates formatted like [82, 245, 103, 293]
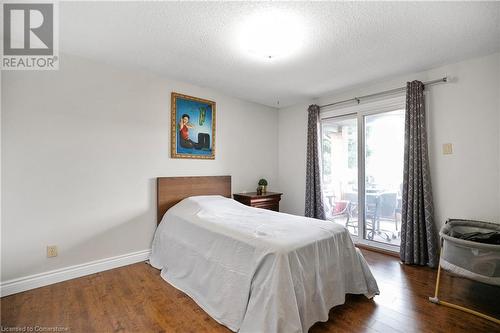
[0, 249, 151, 297]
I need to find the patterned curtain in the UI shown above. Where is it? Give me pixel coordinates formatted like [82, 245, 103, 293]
[400, 81, 438, 268]
[305, 105, 326, 220]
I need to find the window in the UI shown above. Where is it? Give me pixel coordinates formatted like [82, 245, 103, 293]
[321, 96, 405, 250]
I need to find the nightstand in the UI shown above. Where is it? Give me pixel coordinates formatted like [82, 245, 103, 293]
[233, 192, 283, 212]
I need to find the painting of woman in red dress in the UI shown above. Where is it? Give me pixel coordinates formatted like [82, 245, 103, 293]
[171, 93, 215, 159]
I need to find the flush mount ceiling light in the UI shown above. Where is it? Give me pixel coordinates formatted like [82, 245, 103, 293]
[238, 9, 305, 60]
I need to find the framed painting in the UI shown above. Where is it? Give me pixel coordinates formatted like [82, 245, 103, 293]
[171, 92, 216, 159]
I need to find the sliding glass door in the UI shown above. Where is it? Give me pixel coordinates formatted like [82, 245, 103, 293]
[321, 99, 405, 249]
[363, 110, 404, 246]
[321, 116, 359, 235]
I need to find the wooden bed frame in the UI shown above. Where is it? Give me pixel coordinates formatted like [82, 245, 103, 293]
[156, 176, 231, 224]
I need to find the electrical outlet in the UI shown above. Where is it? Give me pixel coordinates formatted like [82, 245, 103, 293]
[442, 143, 453, 155]
[47, 245, 58, 258]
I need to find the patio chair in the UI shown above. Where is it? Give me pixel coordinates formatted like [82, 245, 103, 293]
[342, 192, 359, 233]
[377, 192, 398, 240]
[330, 200, 351, 227]
[365, 194, 379, 240]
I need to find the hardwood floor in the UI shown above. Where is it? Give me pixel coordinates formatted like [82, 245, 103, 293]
[1, 249, 499, 333]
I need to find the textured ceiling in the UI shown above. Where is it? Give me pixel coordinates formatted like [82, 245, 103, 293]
[60, 2, 500, 107]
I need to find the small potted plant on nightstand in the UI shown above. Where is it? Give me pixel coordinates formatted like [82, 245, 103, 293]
[258, 179, 268, 194]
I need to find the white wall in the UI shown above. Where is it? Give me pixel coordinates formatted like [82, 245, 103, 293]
[278, 53, 500, 229]
[1, 54, 279, 281]
[3, 51, 499, 284]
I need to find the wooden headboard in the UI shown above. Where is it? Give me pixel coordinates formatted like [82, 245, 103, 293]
[156, 176, 231, 224]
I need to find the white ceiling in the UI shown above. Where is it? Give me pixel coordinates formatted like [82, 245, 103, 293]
[60, 2, 500, 108]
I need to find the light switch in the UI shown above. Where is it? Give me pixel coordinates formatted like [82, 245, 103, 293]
[442, 143, 453, 155]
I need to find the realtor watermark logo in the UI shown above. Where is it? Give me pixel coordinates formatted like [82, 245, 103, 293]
[2, 1, 59, 70]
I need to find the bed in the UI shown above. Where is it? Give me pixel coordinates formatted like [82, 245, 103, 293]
[150, 176, 379, 333]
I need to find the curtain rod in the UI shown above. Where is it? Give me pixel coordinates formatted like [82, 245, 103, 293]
[319, 77, 448, 109]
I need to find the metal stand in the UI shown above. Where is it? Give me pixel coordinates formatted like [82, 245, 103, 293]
[429, 245, 500, 325]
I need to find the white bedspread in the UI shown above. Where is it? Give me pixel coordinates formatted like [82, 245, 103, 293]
[150, 196, 379, 333]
